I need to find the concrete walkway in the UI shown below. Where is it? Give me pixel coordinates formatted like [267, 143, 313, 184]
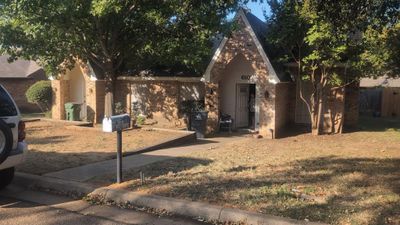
[44, 136, 245, 182]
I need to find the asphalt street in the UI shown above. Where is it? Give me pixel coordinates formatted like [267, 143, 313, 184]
[0, 185, 206, 225]
[0, 196, 122, 225]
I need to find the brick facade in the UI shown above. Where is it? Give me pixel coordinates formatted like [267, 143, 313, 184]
[52, 62, 105, 123]
[205, 16, 280, 138]
[115, 79, 205, 128]
[275, 82, 296, 137]
[49, 10, 360, 136]
[0, 69, 47, 112]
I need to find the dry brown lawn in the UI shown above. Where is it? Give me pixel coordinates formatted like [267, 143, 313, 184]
[90, 117, 400, 225]
[17, 120, 183, 175]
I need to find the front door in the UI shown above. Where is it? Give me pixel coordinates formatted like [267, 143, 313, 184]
[236, 84, 249, 128]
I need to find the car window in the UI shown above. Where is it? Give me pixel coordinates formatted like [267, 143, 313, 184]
[0, 86, 18, 117]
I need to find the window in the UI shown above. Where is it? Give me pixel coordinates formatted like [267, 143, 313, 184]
[0, 86, 18, 117]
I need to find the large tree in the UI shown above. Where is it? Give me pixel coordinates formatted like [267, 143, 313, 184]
[0, 0, 250, 117]
[265, 0, 399, 134]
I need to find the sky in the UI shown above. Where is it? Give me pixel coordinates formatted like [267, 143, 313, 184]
[246, 1, 271, 21]
[227, 1, 271, 21]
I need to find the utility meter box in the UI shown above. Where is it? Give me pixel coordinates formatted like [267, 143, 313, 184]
[102, 114, 131, 133]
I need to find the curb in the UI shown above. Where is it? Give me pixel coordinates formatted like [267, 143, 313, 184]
[89, 187, 328, 225]
[147, 127, 194, 134]
[22, 118, 41, 123]
[122, 131, 196, 157]
[14, 172, 97, 198]
[14, 172, 327, 225]
[37, 118, 94, 126]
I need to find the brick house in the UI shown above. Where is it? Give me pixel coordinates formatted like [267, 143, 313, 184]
[360, 76, 400, 117]
[51, 9, 358, 138]
[0, 55, 47, 112]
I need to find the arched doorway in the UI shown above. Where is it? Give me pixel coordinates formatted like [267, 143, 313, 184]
[68, 65, 87, 121]
[219, 54, 257, 129]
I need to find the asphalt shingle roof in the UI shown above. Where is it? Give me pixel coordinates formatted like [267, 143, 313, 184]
[360, 76, 400, 88]
[0, 55, 42, 78]
[242, 9, 292, 82]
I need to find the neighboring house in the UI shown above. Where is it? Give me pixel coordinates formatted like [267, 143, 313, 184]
[51, 8, 359, 138]
[360, 76, 400, 117]
[0, 55, 47, 112]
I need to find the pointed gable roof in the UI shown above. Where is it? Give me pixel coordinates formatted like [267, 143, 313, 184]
[243, 9, 267, 47]
[204, 8, 289, 83]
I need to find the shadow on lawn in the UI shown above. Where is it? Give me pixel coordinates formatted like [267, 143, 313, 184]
[142, 156, 399, 224]
[264, 156, 400, 224]
[116, 157, 213, 184]
[355, 116, 400, 132]
[16, 148, 116, 175]
[27, 135, 70, 145]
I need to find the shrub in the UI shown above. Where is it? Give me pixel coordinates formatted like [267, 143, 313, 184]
[44, 110, 52, 118]
[26, 81, 52, 112]
[136, 115, 146, 126]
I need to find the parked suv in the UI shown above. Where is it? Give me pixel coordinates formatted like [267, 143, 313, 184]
[0, 84, 27, 189]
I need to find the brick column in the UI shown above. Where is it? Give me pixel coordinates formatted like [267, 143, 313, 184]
[94, 80, 106, 123]
[205, 82, 219, 135]
[51, 79, 69, 120]
[258, 83, 276, 139]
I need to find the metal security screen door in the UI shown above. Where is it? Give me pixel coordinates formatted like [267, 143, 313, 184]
[236, 84, 249, 128]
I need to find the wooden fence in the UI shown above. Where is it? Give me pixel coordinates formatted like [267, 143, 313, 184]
[381, 87, 400, 117]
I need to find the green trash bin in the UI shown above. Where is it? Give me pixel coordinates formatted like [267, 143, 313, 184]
[65, 102, 81, 121]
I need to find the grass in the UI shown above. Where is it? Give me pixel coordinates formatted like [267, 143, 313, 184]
[17, 120, 184, 174]
[89, 117, 400, 225]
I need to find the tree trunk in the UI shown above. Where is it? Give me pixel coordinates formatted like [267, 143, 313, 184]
[310, 84, 325, 135]
[104, 79, 114, 118]
[104, 62, 116, 118]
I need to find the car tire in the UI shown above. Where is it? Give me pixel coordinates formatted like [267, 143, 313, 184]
[0, 119, 13, 164]
[0, 167, 15, 189]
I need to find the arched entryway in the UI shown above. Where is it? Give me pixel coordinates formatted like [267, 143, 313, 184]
[219, 54, 258, 130]
[67, 64, 87, 121]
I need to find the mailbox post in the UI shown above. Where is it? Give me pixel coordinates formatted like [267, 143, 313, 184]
[116, 129, 122, 183]
[103, 114, 131, 183]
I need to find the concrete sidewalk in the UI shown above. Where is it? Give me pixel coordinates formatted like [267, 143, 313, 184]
[43, 136, 242, 182]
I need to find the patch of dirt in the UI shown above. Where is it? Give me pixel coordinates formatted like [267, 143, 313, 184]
[17, 121, 184, 175]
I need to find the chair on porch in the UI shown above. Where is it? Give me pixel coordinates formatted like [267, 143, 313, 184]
[219, 113, 233, 133]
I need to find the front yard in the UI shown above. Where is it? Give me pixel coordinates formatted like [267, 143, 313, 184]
[17, 120, 185, 175]
[89, 117, 400, 225]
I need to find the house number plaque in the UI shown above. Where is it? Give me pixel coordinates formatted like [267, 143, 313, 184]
[241, 75, 252, 80]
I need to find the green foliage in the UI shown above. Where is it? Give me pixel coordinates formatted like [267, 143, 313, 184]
[0, 0, 248, 77]
[357, 23, 400, 77]
[266, 0, 399, 82]
[265, 0, 399, 133]
[180, 100, 205, 114]
[136, 115, 146, 126]
[25, 81, 52, 112]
